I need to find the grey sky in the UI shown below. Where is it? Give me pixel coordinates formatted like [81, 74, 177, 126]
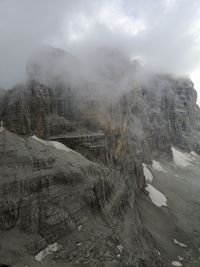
[0, 0, 200, 101]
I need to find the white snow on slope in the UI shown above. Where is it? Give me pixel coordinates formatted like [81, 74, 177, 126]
[143, 164, 153, 182]
[155, 249, 161, 256]
[173, 239, 188, 248]
[191, 151, 198, 156]
[32, 135, 72, 152]
[172, 147, 193, 167]
[49, 141, 71, 152]
[152, 160, 166, 172]
[35, 243, 60, 262]
[146, 184, 167, 207]
[178, 256, 184, 261]
[32, 135, 48, 145]
[171, 261, 183, 266]
[116, 244, 123, 258]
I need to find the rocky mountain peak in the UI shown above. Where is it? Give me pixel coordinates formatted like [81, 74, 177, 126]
[0, 52, 200, 266]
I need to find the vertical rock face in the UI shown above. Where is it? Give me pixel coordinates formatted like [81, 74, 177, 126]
[1, 75, 199, 180]
[0, 69, 199, 266]
[160, 77, 198, 150]
[111, 75, 200, 163]
[1, 85, 31, 135]
[0, 82, 81, 137]
[1, 75, 199, 192]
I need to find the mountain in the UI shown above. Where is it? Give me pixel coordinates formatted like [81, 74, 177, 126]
[0, 129, 162, 267]
[0, 47, 200, 266]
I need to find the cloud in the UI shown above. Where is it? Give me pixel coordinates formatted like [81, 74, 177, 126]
[0, 0, 73, 88]
[0, 0, 200, 90]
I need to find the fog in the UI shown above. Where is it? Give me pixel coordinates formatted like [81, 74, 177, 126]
[0, 0, 200, 97]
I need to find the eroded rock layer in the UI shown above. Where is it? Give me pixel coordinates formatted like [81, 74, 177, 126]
[0, 129, 163, 266]
[0, 71, 200, 266]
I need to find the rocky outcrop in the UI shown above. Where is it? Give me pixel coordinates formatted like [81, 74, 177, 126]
[0, 129, 163, 266]
[1, 75, 199, 194]
[0, 55, 200, 266]
[0, 82, 81, 137]
[1, 75, 198, 159]
[108, 75, 200, 164]
[159, 77, 198, 150]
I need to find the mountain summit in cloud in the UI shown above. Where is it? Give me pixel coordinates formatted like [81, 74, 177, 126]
[1, 1, 200, 266]
[0, 0, 200, 98]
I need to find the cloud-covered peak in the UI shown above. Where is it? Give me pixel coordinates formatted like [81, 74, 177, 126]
[0, 0, 200, 95]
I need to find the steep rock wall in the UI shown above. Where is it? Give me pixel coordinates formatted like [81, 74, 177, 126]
[0, 74, 199, 266]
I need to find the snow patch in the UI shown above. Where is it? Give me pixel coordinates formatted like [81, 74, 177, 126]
[172, 147, 193, 167]
[171, 261, 182, 266]
[35, 243, 60, 262]
[191, 151, 198, 156]
[49, 141, 71, 152]
[173, 239, 188, 248]
[32, 135, 72, 152]
[178, 256, 184, 261]
[146, 184, 167, 207]
[155, 249, 161, 256]
[117, 244, 123, 254]
[78, 225, 82, 231]
[152, 160, 166, 172]
[32, 135, 48, 145]
[143, 164, 153, 182]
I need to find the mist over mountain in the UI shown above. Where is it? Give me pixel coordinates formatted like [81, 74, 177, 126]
[0, 0, 200, 94]
[1, 1, 200, 267]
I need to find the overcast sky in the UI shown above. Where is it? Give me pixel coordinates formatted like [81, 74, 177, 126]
[0, 0, 200, 102]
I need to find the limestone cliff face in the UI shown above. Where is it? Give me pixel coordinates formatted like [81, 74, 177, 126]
[159, 77, 198, 150]
[0, 72, 199, 266]
[0, 129, 163, 266]
[109, 75, 200, 165]
[0, 82, 81, 137]
[1, 75, 198, 156]
[1, 75, 199, 189]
